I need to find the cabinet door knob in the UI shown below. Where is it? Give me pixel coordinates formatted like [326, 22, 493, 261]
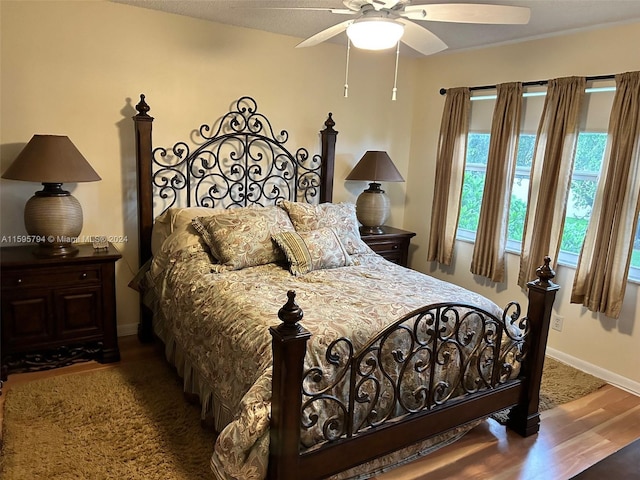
[16, 278, 23, 285]
[392, 244, 399, 249]
[81, 272, 88, 279]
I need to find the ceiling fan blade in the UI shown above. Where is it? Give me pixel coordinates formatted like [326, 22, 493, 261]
[296, 19, 353, 48]
[397, 18, 447, 55]
[254, 7, 354, 15]
[403, 3, 530, 24]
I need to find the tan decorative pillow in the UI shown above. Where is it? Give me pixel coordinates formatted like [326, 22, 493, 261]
[280, 201, 372, 255]
[272, 228, 353, 276]
[150, 223, 209, 285]
[151, 206, 224, 255]
[192, 206, 295, 272]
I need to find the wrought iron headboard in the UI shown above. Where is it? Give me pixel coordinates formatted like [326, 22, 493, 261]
[133, 94, 337, 267]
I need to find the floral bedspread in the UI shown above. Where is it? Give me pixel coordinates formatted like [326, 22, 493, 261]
[150, 249, 511, 479]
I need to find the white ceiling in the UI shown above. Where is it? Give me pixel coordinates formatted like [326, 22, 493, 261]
[112, 0, 640, 56]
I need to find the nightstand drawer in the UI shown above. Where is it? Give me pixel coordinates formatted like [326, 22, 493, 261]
[366, 239, 404, 254]
[2, 265, 101, 288]
[373, 248, 404, 264]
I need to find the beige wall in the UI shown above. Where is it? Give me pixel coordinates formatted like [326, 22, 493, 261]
[405, 22, 640, 392]
[1, 0, 416, 334]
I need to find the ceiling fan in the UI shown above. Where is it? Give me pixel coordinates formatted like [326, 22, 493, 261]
[281, 1, 531, 56]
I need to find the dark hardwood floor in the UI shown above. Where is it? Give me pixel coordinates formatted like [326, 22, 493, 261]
[2, 336, 640, 479]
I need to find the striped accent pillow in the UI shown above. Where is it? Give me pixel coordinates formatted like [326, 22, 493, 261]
[272, 228, 352, 276]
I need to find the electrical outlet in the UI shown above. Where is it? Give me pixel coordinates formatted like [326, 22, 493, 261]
[552, 315, 564, 332]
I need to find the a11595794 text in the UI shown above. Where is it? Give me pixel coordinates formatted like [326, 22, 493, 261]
[1, 235, 128, 244]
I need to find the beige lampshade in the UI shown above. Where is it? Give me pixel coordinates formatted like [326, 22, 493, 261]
[346, 151, 404, 234]
[2, 135, 101, 256]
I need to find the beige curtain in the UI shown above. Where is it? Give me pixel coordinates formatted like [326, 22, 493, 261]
[518, 76, 586, 287]
[571, 71, 640, 318]
[428, 87, 471, 265]
[470, 82, 523, 282]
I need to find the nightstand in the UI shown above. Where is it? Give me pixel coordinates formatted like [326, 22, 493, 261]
[1, 243, 121, 380]
[359, 226, 416, 267]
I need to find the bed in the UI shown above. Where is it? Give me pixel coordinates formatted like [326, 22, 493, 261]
[131, 94, 559, 480]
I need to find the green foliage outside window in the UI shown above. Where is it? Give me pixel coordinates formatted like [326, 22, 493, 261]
[459, 132, 640, 271]
[507, 197, 527, 242]
[458, 171, 484, 232]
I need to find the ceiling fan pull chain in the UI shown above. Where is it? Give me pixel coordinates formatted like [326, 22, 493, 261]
[344, 38, 351, 98]
[392, 40, 400, 101]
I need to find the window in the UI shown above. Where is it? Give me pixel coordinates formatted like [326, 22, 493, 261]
[458, 132, 536, 248]
[458, 131, 640, 282]
[559, 133, 606, 258]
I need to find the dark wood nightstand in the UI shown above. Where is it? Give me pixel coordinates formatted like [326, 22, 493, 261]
[1, 243, 121, 380]
[359, 226, 416, 267]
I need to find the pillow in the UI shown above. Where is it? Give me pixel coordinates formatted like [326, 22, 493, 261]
[151, 209, 173, 256]
[192, 205, 295, 272]
[272, 228, 353, 276]
[151, 206, 223, 256]
[280, 201, 372, 255]
[149, 223, 210, 285]
[171, 206, 221, 230]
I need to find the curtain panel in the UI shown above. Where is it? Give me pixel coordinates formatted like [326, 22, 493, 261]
[571, 71, 640, 318]
[427, 87, 470, 265]
[517, 76, 586, 288]
[470, 82, 523, 282]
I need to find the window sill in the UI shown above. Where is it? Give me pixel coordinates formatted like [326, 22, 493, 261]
[455, 231, 640, 285]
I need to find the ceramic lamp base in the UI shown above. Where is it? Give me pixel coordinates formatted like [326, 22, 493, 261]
[355, 183, 390, 234]
[24, 183, 83, 257]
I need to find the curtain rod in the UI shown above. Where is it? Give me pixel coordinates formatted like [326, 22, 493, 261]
[439, 74, 616, 95]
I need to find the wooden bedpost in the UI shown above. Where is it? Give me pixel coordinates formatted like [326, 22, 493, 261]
[320, 113, 337, 203]
[507, 256, 559, 436]
[268, 291, 311, 480]
[133, 94, 155, 343]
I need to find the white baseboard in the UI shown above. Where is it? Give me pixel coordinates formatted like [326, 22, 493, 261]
[546, 347, 640, 397]
[116, 322, 139, 338]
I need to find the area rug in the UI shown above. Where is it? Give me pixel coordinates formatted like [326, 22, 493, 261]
[0, 358, 216, 480]
[492, 356, 607, 423]
[536, 357, 607, 410]
[0, 355, 606, 479]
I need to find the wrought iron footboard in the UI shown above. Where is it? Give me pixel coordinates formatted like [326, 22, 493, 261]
[300, 301, 527, 447]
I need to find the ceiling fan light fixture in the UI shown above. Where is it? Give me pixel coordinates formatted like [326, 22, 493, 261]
[346, 17, 404, 50]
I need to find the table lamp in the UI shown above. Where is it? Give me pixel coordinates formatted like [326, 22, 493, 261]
[2, 135, 101, 256]
[346, 150, 404, 234]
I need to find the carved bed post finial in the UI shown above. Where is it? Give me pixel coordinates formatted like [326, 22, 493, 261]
[135, 93, 151, 117]
[278, 290, 304, 329]
[324, 112, 336, 132]
[535, 256, 557, 287]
